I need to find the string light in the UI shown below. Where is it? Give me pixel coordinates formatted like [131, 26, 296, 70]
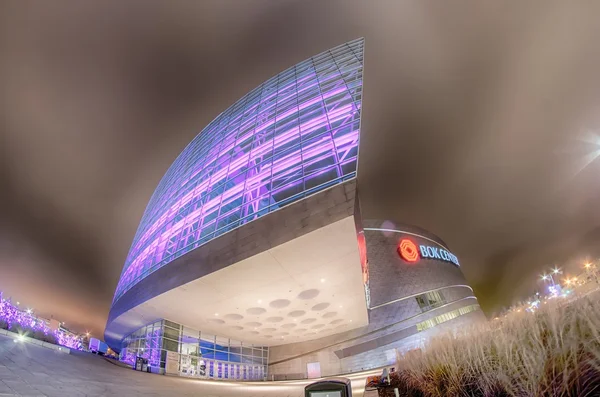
[0, 292, 82, 351]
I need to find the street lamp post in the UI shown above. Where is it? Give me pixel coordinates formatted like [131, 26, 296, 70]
[541, 267, 563, 298]
[551, 267, 562, 285]
[584, 261, 599, 285]
[541, 273, 551, 284]
[541, 268, 561, 286]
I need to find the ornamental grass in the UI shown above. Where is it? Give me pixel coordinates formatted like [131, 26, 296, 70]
[387, 296, 600, 397]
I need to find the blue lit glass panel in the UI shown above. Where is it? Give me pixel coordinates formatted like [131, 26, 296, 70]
[200, 347, 214, 355]
[214, 350, 229, 361]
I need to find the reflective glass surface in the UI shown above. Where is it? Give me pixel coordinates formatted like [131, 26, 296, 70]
[114, 38, 364, 302]
[119, 320, 268, 381]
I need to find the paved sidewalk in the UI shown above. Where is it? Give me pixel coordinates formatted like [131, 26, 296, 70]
[0, 334, 375, 396]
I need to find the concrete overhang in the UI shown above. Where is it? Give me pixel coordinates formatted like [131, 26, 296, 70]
[105, 181, 367, 349]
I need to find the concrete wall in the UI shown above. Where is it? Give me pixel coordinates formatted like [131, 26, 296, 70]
[267, 295, 485, 379]
[267, 220, 486, 379]
[339, 309, 487, 372]
[362, 220, 469, 311]
[0, 328, 70, 354]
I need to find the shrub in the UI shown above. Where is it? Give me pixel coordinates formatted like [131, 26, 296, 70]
[5, 323, 56, 344]
[391, 297, 600, 396]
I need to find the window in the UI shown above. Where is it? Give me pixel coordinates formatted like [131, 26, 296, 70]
[415, 291, 446, 312]
[426, 291, 445, 308]
[163, 325, 181, 341]
[163, 338, 179, 352]
[416, 305, 479, 332]
[415, 295, 428, 310]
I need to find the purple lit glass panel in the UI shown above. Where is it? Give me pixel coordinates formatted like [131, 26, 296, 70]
[113, 38, 364, 302]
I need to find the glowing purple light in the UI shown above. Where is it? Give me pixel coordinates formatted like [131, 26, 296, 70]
[113, 38, 364, 301]
[0, 293, 51, 335]
[53, 330, 82, 350]
[0, 292, 83, 351]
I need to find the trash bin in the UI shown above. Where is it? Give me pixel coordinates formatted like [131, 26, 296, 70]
[305, 377, 352, 397]
[135, 357, 142, 371]
[134, 357, 149, 371]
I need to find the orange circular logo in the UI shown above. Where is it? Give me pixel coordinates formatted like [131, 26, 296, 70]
[398, 239, 419, 262]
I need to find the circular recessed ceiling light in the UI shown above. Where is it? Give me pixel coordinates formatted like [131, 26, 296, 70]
[246, 307, 267, 315]
[265, 316, 284, 323]
[288, 310, 306, 318]
[297, 289, 320, 300]
[311, 302, 330, 311]
[270, 299, 291, 309]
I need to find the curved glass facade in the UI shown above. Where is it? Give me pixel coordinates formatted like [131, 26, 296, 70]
[113, 38, 364, 302]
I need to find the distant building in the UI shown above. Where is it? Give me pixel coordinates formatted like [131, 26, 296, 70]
[105, 38, 485, 381]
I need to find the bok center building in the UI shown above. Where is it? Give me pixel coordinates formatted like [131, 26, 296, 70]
[105, 38, 486, 381]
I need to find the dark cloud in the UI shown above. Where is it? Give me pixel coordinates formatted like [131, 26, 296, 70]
[1, 0, 600, 334]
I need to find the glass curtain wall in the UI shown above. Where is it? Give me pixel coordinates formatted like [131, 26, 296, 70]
[113, 38, 364, 302]
[120, 320, 269, 381]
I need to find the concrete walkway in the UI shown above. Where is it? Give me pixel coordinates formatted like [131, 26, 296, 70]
[0, 334, 377, 396]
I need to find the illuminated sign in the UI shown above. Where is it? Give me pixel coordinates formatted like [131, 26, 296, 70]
[419, 245, 460, 266]
[397, 238, 460, 266]
[397, 239, 419, 262]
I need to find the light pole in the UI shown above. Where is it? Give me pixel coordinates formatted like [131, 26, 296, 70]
[541, 267, 563, 297]
[541, 269, 560, 286]
[584, 261, 599, 285]
[552, 266, 562, 282]
[564, 278, 572, 287]
[541, 273, 552, 285]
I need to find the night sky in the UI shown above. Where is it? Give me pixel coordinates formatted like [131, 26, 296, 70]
[2, 1, 600, 337]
